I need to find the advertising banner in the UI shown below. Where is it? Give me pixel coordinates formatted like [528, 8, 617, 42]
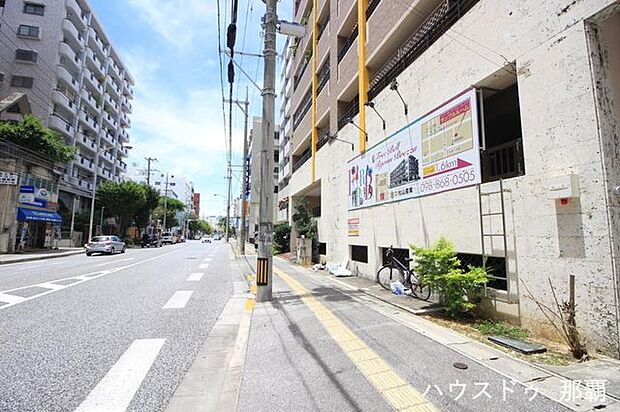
[348, 89, 481, 210]
[0, 171, 18, 185]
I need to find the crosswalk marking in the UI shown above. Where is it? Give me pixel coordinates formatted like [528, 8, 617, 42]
[0, 293, 26, 304]
[187, 273, 204, 282]
[163, 291, 193, 309]
[75, 339, 165, 412]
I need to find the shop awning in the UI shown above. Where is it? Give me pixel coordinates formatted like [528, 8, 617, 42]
[17, 208, 62, 223]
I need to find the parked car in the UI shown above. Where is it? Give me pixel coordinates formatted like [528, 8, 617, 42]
[201, 235, 212, 243]
[161, 232, 175, 245]
[140, 233, 162, 248]
[85, 235, 126, 256]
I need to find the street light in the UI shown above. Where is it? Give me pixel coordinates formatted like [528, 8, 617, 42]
[88, 143, 133, 242]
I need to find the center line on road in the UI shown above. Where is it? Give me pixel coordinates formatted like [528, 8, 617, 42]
[163, 291, 194, 309]
[75, 338, 166, 412]
[187, 273, 204, 282]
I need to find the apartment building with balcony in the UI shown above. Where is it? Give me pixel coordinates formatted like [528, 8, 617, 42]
[0, 0, 134, 220]
[278, 0, 620, 358]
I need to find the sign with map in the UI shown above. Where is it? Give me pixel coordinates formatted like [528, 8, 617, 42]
[348, 89, 481, 210]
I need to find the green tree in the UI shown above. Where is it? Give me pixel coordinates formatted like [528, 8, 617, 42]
[0, 115, 75, 163]
[97, 181, 147, 234]
[153, 197, 185, 229]
[292, 197, 317, 240]
[273, 222, 291, 254]
[189, 219, 213, 237]
[134, 184, 160, 228]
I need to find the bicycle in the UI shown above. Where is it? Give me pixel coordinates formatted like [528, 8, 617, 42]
[376, 246, 431, 301]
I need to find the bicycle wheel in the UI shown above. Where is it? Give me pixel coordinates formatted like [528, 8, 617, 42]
[412, 282, 432, 301]
[376, 266, 404, 290]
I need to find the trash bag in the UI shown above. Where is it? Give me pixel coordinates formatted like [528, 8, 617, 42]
[391, 281, 405, 295]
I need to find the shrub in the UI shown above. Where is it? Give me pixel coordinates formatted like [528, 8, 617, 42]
[411, 237, 488, 317]
[273, 223, 291, 254]
[474, 320, 529, 340]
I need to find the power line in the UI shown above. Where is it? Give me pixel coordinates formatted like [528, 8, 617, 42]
[216, 0, 229, 157]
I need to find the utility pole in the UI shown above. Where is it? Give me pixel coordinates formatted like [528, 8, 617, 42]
[256, 0, 277, 302]
[225, 87, 250, 254]
[162, 172, 174, 230]
[145, 157, 157, 186]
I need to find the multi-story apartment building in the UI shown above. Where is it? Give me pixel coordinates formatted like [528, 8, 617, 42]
[0, 0, 133, 220]
[278, 0, 620, 358]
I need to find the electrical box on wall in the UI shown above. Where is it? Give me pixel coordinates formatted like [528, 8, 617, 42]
[548, 174, 580, 199]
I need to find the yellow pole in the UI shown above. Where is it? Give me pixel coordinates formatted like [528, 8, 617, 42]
[310, 0, 319, 182]
[357, 0, 369, 153]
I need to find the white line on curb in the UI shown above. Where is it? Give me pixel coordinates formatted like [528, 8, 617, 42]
[187, 273, 204, 282]
[75, 338, 166, 412]
[163, 291, 193, 309]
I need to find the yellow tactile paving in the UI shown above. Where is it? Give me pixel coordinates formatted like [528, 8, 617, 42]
[274, 268, 438, 412]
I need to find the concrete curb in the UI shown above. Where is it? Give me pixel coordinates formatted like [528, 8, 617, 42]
[0, 249, 84, 265]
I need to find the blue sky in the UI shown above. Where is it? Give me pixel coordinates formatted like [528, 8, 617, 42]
[89, 0, 292, 217]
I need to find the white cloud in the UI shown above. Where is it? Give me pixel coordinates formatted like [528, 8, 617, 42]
[126, 0, 216, 49]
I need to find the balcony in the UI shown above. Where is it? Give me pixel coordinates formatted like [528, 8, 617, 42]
[49, 113, 73, 136]
[121, 98, 132, 114]
[88, 27, 105, 58]
[292, 146, 312, 173]
[57, 65, 79, 91]
[52, 90, 76, 113]
[65, 0, 85, 28]
[106, 77, 121, 99]
[120, 113, 131, 127]
[77, 134, 97, 153]
[117, 160, 127, 172]
[293, 89, 312, 132]
[86, 49, 104, 78]
[80, 89, 100, 112]
[368, 0, 479, 100]
[62, 19, 83, 50]
[59, 42, 81, 71]
[118, 145, 129, 157]
[79, 111, 98, 134]
[337, 26, 358, 63]
[76, 154, 95, 172]
[105, 94, 120, 115]
[108, 59, 121, 81]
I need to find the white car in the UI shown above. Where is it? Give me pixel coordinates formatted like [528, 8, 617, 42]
[161, 232, 175, 245]
[85, 236, 126, 256]
[201, 236, 212, 243]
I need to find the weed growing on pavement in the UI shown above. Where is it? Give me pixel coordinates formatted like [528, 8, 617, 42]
[474, 320, 529, 340]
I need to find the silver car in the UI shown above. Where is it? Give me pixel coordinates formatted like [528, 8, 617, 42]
[85, 235, 126, 256]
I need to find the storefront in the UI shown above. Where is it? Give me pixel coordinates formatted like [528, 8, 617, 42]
[14, 181, 62, 251]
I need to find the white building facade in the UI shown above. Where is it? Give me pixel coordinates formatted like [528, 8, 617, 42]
[280, 0, 620, 357]
[0, 0, 134, 216]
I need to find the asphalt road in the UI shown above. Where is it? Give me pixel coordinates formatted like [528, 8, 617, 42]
[0, 240, 232, 412]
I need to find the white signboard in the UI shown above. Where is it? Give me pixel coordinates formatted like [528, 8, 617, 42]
[0, 171, 18, 185]
[348, 89, 481, 210]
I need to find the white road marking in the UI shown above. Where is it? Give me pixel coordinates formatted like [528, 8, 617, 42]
[203, 258, 212, 262]
[0, 250, 178, 311]
[37, 282, 65, 291]
[75, 338, 166, 412]
[199, 264, 209, 269]
[0, 293, 26, 304]
[163, 291, 193, 309]
[187, 273, 203, 282]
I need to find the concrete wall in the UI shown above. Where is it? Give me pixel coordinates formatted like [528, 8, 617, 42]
[287, 0, 620, 357]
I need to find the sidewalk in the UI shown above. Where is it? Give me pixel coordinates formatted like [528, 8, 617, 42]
[0, 247, 84, 264]
[274, 256, 620, 409]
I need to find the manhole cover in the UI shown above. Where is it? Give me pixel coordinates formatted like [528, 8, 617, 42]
[453, 362, 468, 370]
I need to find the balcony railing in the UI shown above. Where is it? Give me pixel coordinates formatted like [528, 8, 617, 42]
[482, 138, 524, 183]
[293, 89, 312, 131]
[337, 26, 358, 63]
[292, 147, 312, 172]
[368, 0, 479, 100]
[337, 96, 359, 130]
[317, 61, 330, 95]
[366, 0, 381, 19]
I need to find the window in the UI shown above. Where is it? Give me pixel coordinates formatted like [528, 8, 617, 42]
[10, 75, 34, 88]
[480, 79, 525, 183]
[274, 185, 278, 194]
[350, 245, 368, 263]
[318, 242, 327, 255]
[15, 49, 37, 62]
[457, 253, 507, 291]
[381, 247, 410, 266]
[23, 2, 44, 15]
[17, 24, 39, 38]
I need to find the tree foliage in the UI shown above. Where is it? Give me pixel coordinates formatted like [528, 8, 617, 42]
[134, 185, 160, 228]
[0, 115, 75, 163]
[273, 223, 291, 254]
[153, 197, 185, 229]
[291, 197, 317, 240]
[189, 219, 213, 237]
[410, 237, 488, 317]
[97, 181, 157, 233]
